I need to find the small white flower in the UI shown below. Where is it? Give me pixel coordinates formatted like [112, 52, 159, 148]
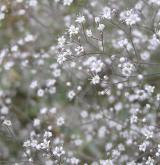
[33, 118, 40, 127]
[53, 146, 65, 157]
[57, 53, 67, 64]
[68, 25, 79, 36]
[28, 0, 37, 7]
[144, 85, 155, 94]
[3, 120, 12, 126]
[75, 46, 84, 55]
[130, 115, 138, 124]
[57, 117, 65, 126]
[84, 57, 104, 73]
[146, 156, 154, 165]
[58, 36, 66, 46]
[91, 75, 100, 85]
[37, 89, 44, 97]
[23, 140, 31, 147]
[97, 24, 105, 31]
[102, 6, 112, 20]
[67, 90, 76, 100]
[63, 0, 73, 6]
[120, 9, 141, 25]
[100, 159, 114, 165]
[140, 51, 150, 61]
[121, 62, 135, 77]
[30, 80, 38, 89]
[70, 157, 80, 164]
[1, 106, 9, 115]
[75, 16, 85, 24]
[95, 17, 100, 23]
[142, 128, 153, 139]
[139, 141, 149, 152]
[86, 29, 93, 37]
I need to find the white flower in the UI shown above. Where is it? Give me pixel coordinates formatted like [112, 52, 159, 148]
[24, 34, 35, 42]
[144, 85, 155, 94]
[3, 120, 12, 126]
[1, 106, 9, 115]
[146, 156, 154, 165]
[37, 89, 44, 97]
[23, 140, 31, 147]
[30, 80, 38, 89]
[75, 16, 85, 24]
[4, 61, 14, 70]
[40, 139, 50, 149]
[28, 0, 37, 7]
[67, 90, 76, 100]
[44, 131, 52, 138]
[139, 141, 149, 152]
[84, 57, 104, 73]
[57, 117, 65, 126]
[46, 79, 56, 87]
[80, 111, 88, 118]
[130, 115, 138, 124]
[102, 6, 112, 20]
[156, 144, 160, 156]
[97, 24, 105, 31]
[135, 89, 148, 101]
[58, 36, 66, 46]
[53, 146, 65, 157]
[120, 62, 135, 77]
[140, 51, 150, 61]
[70, 157, 80, 164]
[148, 34, 160, 50]
[91, 75, 100, 85]
[95, 17, 100, 23]
[68, 25, 79, 36]
[157, 93, 160, 101]
[75, 46, 84, 55]
[86, 29, 93, 37]
[57, 53, 67, 64]
[63, 0, 73, 6]
[33, 118, 40, 127]
[100, 159, 113, 165]
[98, 126, 106, 138]
[142, 128, 153, 139]
[120, 9, 141, 25]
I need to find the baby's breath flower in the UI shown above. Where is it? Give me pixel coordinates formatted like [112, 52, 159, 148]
[3, 119, 12, 126]
[86, 29, 93, 37]
[75, 46, 84, 55]
[101, 6, 112, 20]
[57, 117, 65, 126]
[91, 75, 100, 85]
[120, 9, 141, 25]
[58, 36, 66, 46]
[68, 25, 79, 36]
[63, 0, 73, 6]
[97, 24, 105, 31]
[75, 16, 85, 24]
[67, 90, 76, 100]
[53, 146, 65, 157]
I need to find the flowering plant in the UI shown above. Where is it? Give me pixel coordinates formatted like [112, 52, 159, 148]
[0, 0, 160, 164]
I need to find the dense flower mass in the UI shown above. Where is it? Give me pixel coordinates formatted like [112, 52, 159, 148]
[0, 0, 160, 164]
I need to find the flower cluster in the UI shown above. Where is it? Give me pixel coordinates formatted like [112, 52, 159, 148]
[1, 0, 160, 165]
